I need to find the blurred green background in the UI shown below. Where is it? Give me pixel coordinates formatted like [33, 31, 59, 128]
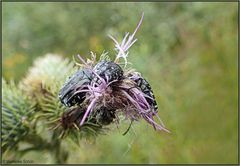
[2, 2, 238, 164]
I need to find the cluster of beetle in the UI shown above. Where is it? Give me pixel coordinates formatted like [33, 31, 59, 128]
[58, 59, 158, 129]
[57, 13, 169, 134]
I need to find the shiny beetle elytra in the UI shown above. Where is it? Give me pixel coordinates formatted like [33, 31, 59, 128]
[130, 74, 158, 112]
[59, 68, 93, 107]
[59, 60, 124, 107]
[93, 60, 123, 84]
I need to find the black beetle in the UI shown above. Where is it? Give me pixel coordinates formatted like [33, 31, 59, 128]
[94, 106, 116, 125]
[129, 74, 158, 112]
[93, 60, 123, 84]
[59, 60, 124, 107]
[59, 68, 93, 107]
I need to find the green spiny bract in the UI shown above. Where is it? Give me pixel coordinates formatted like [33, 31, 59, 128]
[2, 78, 36, 152]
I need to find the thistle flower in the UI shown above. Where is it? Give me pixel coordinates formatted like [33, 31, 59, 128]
[59, 12, 169, 135]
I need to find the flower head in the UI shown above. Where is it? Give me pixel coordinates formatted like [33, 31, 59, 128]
[58, 12, 169, 135]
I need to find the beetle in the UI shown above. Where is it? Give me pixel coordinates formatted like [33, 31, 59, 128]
[93, 60, 123, 84]
[128, 73, 158, 112]
[59, 60, 124, 107]
[94, 106, 116, 125]
[59, 68, 93, 107]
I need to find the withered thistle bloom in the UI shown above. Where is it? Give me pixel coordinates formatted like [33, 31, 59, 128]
[59, 13, 169, 134]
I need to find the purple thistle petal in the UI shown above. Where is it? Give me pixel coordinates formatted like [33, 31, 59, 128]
[132, 12, 144, 40]
[80, 98, 97, 126]
[131, 88, 150, 109]
[118, 77, 169, 132]
[109, 13, 144, 67]
[143, 114, 170, 133]
[122, 12, 144, 51]
[121, 90, 143, 111]
[154, 113, 166, 128]
[108, 34, 126, 58]
[125, 38, 138, 51]
[121, 32, 129, 47]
